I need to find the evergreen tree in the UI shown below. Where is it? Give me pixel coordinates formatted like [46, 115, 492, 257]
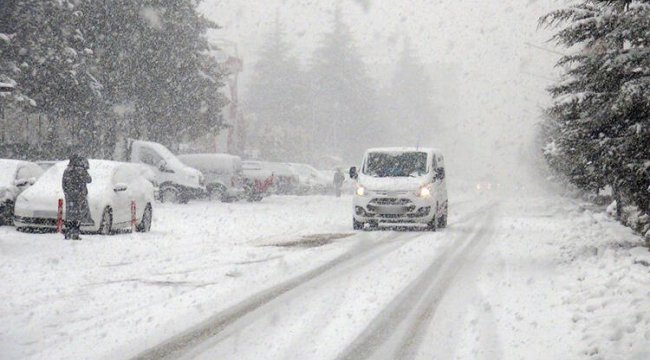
[79, 0, 226, 148]
[0, 0, 32, 108]
[2, 0, 101, 153]
[309, 6, 378, 162]
[246, 13, 310, 162]
[542, 0, 650, 219]
[386, 37, 438, 146]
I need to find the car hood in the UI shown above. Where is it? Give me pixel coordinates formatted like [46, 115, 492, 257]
[357, 174, 429, 192]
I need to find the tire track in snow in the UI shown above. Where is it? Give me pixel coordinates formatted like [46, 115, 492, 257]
[131, 231, 415, 360]
[131, 201, 492, 360]
[394, 209, 498, 360]
[335, 205, 498, 360]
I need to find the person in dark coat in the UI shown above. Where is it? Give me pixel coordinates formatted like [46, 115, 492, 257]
[62, 154, 93, 240]
[333, 168, 345, 197]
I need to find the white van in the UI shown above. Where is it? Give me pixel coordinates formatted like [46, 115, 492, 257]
[349, 147, 448, 231]
[127, 140, 205, 203]
[178, 153, 244, 202]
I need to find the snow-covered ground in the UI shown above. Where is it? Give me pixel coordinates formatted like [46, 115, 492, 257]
[1, 191, 649, 359]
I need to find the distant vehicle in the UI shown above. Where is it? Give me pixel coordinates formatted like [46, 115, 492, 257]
[126, 139, 205, 203]
[474, 175, 500, 194]
[264, 162, 299, 195]
[287, 163, 332, 195]
[241, 161, 274, 202]
[14, 160, 154, 234]
[178, 153, 244, 202]
[350, 147, 448, 231]
[0, 159, 44, 225]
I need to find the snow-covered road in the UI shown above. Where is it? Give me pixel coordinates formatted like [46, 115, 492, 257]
[1, 190, 649, 359]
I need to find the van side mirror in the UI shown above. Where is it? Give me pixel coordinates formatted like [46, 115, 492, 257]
[349, 167, 358, 180]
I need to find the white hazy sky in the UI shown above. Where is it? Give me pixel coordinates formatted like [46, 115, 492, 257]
[200, 0, 568, 180]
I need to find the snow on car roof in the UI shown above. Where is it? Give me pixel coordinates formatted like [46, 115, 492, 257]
[17, 160, 144, 213]
[132, 140, 185, 168]
[27, 160, 124, 198]
[0, 159, 34, 185]
[178, 153, 241, 171]
[364, 147, 442, 155]
[242, 161, 295, 176]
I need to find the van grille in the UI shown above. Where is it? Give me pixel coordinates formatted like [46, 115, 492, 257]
[370, 198, 412, 206]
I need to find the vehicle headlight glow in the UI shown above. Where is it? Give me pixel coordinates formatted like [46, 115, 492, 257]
[418, 184, 432, 198]
[356, 185, 366, 196]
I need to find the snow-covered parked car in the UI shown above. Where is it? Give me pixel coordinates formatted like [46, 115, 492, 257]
[265, 162, 299, 195]
[0, 159, 44, 225]
[178, 153, 244, 202]
[241, 160, 274, 202]
[287, 163, 332, 195]
[126, 139, 205, 203]
[14, 160, 154, 234]
[350, 147, 448, 231]
[129, 163, 160, 201]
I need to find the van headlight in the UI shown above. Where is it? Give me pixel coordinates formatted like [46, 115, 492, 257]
[356, 185, 366, 197]
[417, 184, 432, 198]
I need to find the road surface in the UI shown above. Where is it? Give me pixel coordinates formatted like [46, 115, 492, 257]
[3, 191, 648, 360]
[132, 198, 501, 360]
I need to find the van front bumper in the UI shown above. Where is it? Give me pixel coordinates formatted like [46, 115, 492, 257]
[353, 192, 436, 224]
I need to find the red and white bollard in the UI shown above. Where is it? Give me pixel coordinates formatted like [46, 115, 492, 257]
[55, 198, 64, 233]
[130, 200, 137, 233]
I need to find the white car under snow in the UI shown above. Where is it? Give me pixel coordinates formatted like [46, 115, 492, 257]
[178, 153, 245, 202]
[14, 160, 154, 234]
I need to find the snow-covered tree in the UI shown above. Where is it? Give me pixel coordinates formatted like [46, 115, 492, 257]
[384, 37, 439, 147]
[309, 6, 379, 163]
[542, 1, 650, 221]
[78, 0, 226, 148]
[246, 14, 311, 162]
[2, 0, 101, 152]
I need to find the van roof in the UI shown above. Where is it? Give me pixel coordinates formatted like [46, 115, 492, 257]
[364, 147, 443, 156]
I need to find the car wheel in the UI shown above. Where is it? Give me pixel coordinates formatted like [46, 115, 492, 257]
[208, 185, 227, 202]
[98, 208, 113, 235]
[437, 214, 447, 229]
[137, 204, 152, 233]
[161, 187, 180, 203]
[353, 218, 364, 230]
[178, 191, 190, 204]
[426, 215, 437, 232]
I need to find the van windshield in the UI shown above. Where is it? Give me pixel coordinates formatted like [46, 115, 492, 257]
[363, 152, 428, 177]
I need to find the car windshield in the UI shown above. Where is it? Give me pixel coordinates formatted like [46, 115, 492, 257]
[363, 152, 428, 177]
